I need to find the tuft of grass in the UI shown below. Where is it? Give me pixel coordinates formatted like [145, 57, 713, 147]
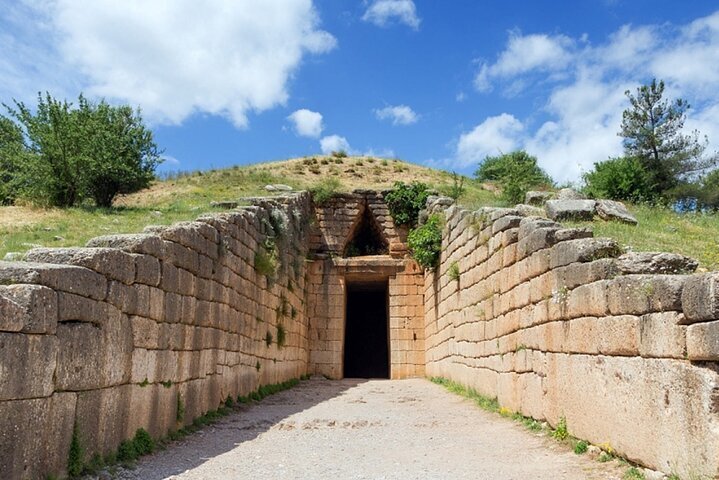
[67, 424, 83, 478]
[276, 323, 286, 348]
[448, 261, 460, 282]
[574, 440, 589, 454]
[623, 467, 645, 480]
[430, 377, 499, 413]
[552, 417, 569, 441]
[310, 177, 342, 205]
[265, 331, 273, 347]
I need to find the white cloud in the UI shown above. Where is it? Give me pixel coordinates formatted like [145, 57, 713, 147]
[320, 135, 351, 154]
[374, 104, 419, 125]
[456, 114, 524, 167]
[460, 10, 719, 183]
[475, 32, 573, 92]
[287, 109, 324, 138]
[1, 0, 336, 128]
[362, 0, 420, 30]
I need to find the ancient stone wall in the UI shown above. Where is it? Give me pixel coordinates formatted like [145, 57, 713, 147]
[0, 193, 312, 479]
[423, 201, 719, 478]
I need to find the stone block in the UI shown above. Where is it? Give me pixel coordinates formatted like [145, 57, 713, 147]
[75, 385, 132, 462]
[0, 392, 76, 480]
[566, 281, 609, 318]
[524, 190, 554, 205]
[607, 274, 686, 315]
[639, 312, 687, 359]
[0, 332, 57, 400]
[107, 280, 138, 314]
[617, 252, 698, 275]
[598, 315, 640, 356]
[0, 284, 57, 334]
[57, 292, 107, 323]
[681, 272, 719, 323]
[55, 309, 133, 390]
[491, 215, 522, 235]
[25, 247, 135, 285]
[87, 233, 165, 258]
[545, 199, 596, 221]
[595, 199, 638, 224]
[134, 253, 161, 286]
[0, 261, 107, 301]
[686, 320, 719, 361]
[549, 238, 621, 269]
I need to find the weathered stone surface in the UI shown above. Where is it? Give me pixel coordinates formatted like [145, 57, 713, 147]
[639, 312, 687, 359]
[210, 200, 239, 209]
[264, 184, 293, 191]
[75, 385, 132, 462]
[554, 188, 586, 201]
[549, 237, 621, 269]
[0, 284, 57, 334]
[87, 233, 165, 258]
[545, 199, 596, 221]
[595, 199, 638, 224]
[0, 393, 76, 480]
[513, 204, 545, 216]
[55, 309, 133, 390]
[524, 191, 554, 206]
[607, 275, 686, 315]
[25, 247, 136, 284]
[134, 254, 161, 286]
[681, 273, 719, 323]
[0, 261, 107, 301]
[616, 252, 698, 275]
[0, 332, 57, 400]
[686, 320, 719, 360]
[517, 217, 561, 239]
[492, 215, 522, 234]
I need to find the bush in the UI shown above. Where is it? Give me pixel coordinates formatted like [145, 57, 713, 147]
[1, 93, 161, 207]
[408, 214, 443, 269]
[276, 324, 286, 348]
[385, 181, 430, 227]
[442, 171, 465, 201]
[132, 428, 154, 456]
[332, 150, 348, 158]
[310, 177, 341, 205]
[475, 150, 553, 205]
[582, 156, 654, 202]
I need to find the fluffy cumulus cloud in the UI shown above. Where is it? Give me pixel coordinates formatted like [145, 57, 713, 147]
[0, 0, 336, 128]
[374, 104, 418, 125]
[456, 114, 524, 167]
[287, 109, 324, 138]
[362, 0, 420, 30]
[320, 135, 351, 154]
[461, 10, 719, 182]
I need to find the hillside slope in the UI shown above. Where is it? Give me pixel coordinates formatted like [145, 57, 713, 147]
[1, 155, 718, 270]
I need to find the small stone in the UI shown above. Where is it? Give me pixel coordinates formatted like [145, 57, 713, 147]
[52, 236, 65, 241]
[2, 252, 24, 261]
[265, 184, 293, 192]
[514, 204, 545, 217]
[210, 201, 239, 209]
[150, 210, 163, 217]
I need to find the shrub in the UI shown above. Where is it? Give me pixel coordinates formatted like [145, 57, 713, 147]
[332, 150, 348, 158]
[385, 181, 430, 227]
[408, 214, 443, 269]
[117, 439, 138, 463]
[475, 150, 553, 205]
[310, 177, 341, 205]
[132, 428, 154, 456]
[254, 239, 278, 279]
[67, 424, 83, 477]
[574, 440, 589, 454]
[265, 331, 273, 347]
[444, 171, 465, 201]
[582, 156, 654, 202]
[552, 416, 569, 441]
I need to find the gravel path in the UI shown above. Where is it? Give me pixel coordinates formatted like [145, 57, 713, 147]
[112, 378, 624, 480]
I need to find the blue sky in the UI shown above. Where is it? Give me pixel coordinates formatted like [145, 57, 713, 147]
[1, 1, 719, 183]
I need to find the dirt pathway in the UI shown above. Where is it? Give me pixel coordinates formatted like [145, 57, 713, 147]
[111, 378, 624, 480]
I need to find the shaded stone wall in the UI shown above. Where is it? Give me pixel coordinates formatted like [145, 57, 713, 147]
[0, 193, 312, 479]
[423, 201, 719, 478]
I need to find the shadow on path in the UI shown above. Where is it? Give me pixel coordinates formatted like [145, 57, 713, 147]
[114, 378, 365, 480]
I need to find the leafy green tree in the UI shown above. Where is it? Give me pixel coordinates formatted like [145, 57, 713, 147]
[385, 181, 430, 227]
[619, 79, 717, 196]
[79, 97, 161, 207]
[582, 156, 654, 202]
[475, 150, 553, 204]
[2, 93, 161, 207]
[0, 117, 27, 205]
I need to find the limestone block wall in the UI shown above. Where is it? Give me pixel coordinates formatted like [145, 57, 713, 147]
[0, 193, 312, 480]
[309, 190, 408, 257]
[424, 203, 719, 478]
[306, 257, 425, 379]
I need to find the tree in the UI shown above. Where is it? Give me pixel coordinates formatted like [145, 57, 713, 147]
[475, 150, 553, 204]
[0, 117, 27, 205]
[619, 79, 717, 196]
[1, 93, 161, 207]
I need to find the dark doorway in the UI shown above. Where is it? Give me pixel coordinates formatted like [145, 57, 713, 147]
[343, 282, 390, 378]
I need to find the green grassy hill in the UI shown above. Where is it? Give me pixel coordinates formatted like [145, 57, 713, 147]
[1, 155, 718, 270]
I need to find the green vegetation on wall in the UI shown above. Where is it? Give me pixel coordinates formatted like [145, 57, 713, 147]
[407, 213, 443, 269]
[385, 181, 430, 227]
